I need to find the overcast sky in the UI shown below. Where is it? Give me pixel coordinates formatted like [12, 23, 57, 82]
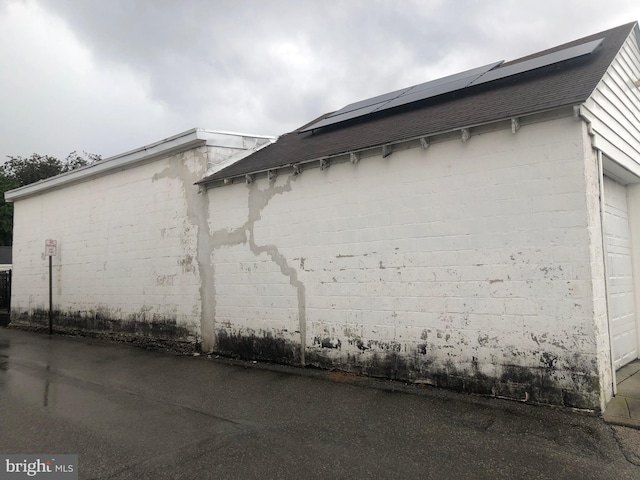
[1, 0, 639, 161]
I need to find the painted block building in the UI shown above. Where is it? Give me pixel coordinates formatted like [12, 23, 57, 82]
[6, 130, 274, 346]
[7, 22, 640, 411]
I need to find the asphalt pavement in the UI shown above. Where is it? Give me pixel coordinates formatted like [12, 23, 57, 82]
[1, 327, 639, 479]
[604, 360, 640, 429]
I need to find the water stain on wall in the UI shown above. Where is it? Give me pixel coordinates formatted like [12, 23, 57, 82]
[11, 308, 198, 348]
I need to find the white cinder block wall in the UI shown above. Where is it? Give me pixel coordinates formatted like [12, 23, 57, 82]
[205, 116, 607, 409]
[11, 147, 210, 344]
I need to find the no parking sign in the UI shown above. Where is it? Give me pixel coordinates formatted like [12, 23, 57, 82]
[45, 239, 57, 334]
[45, 239, 57, 256]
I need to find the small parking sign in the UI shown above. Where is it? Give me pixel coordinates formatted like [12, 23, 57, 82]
[45, 239, 57, 256]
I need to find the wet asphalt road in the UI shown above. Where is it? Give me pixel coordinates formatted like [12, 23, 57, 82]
[1, 328, 639, 480]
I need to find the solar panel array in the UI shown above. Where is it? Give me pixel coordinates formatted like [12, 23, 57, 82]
[300, 38, 603, 133]
[468, 38, 603, 87]
[299, 61, 502, 132]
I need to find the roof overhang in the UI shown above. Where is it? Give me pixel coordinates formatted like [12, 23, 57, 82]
[5, 128, 275, 202]
[200, 104, 579, 188]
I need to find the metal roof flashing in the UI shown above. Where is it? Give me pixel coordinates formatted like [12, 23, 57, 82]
[197, 136, 278, 185]
[4, 129, 275, 202]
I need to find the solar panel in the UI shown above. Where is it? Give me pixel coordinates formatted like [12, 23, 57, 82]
[300, 37, 604, 133]
[335, 86, 413, 115]
[375, 67, 497, 112]
[303, 102, 387, 130]
[299, 61, 502, 132]
[302, 86, 413, 131]
[469, 38, 603, 86]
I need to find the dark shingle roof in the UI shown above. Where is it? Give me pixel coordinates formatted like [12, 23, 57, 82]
[200, 22, 636, 184]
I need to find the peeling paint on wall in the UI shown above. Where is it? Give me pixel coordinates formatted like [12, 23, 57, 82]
[152, 147, 211, 349]
[11, 145, 222, 350]
[8, 117, 611, 410]
[205, 117, 606, 410]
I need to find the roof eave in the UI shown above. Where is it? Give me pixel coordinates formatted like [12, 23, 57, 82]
[199, 103, 583, 186]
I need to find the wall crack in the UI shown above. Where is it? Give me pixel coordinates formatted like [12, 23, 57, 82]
[210, 178, 306, 364]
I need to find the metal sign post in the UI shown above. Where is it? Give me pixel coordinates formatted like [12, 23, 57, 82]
[45, 239, 57, 335]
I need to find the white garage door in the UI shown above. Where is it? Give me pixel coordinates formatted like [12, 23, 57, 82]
[603, 177, 638, 370]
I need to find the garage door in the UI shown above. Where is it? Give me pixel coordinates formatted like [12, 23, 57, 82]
[603, 177, 638, 370]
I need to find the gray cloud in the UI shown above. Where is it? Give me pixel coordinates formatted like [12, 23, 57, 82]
[1, 0, 639, 160]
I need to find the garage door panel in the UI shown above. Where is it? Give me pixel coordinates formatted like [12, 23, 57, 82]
[604, 177, 638, 370]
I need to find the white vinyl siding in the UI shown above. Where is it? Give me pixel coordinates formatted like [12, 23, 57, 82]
[582, 27, 640, 176]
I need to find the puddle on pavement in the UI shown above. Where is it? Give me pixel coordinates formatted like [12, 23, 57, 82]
[3, 364, 52, 408]
[0, 332, 241, 449]
[2, 361, 237, 449]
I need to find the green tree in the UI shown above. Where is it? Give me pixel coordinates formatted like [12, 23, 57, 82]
[0, 175, 17, 246]
[1, 151, 101, 186]
[0, 151, 101, 245]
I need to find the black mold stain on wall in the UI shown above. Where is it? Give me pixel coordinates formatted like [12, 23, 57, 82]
[11, 308, 601, 410]
[213, 329, 601, 410]
[215, 329, 301, 365]
[10, 308, 198, 351]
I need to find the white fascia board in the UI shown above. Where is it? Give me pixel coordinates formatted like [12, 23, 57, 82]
[198, 129, 276, 149]
[204, 135, 278, 178]
[4, 128, 275, 202]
